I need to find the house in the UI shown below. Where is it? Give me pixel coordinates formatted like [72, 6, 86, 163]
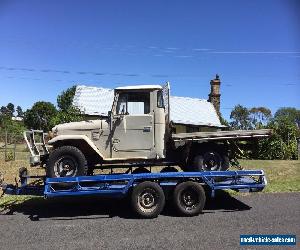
[72, 75, 224, 132]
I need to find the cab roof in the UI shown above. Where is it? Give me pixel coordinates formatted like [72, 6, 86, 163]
[115, 85, 162, 90]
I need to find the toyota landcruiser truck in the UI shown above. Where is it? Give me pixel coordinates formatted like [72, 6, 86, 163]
[25, 84, 271, 178]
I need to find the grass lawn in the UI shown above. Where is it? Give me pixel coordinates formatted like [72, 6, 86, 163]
[237, 159, 300, 193]
[0, 159, 299, 210]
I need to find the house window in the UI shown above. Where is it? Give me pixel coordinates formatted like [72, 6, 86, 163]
[116, 92, 150, 115]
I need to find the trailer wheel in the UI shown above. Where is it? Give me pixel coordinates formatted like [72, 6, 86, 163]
[160, 166, 178, 173]
[132, 167, 150, 174]
[192, 151, 229, 171]
[131, 181, 165, 218]
[46, 146, 88, 178]
[173, 181, 206, 216]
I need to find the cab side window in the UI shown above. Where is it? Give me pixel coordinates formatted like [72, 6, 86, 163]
[116, 92, 150, 115]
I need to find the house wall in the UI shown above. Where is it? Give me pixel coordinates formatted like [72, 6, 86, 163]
[174, 124, 219, 133]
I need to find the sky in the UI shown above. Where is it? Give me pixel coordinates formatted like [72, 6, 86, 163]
[0, 0, 299, 120]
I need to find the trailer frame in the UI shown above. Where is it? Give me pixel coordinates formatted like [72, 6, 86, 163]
[2, 168, 267, 218]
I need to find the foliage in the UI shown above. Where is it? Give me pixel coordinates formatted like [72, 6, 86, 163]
[22, 86, 83, 131]
[23, 101, 57, 132]
[230, 105, 252, 129]
[219, 115, 229, 127]
[6, 103, 15, 116]
[57, 85, 77, 111]
[0, 119, 26, 137]
[0, 103, 26, 136]
[229, 105, 299, 160]
[16, 106, 24, 117]
[251, 116, 299, 160]
[1, 103, 14, 117]
[249, 107, 272, 129]
[274, 107, 300, 128]
[51, 107, 83, 125]
[230, 105, 273, 130]
[54, 85, 83, 124]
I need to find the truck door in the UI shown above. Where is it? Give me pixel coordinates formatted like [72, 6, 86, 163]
[111, 91, 155, 159]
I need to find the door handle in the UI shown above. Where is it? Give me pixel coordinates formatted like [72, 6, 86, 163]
[112, 138, 120, 144]
[143, 126, 151, 132]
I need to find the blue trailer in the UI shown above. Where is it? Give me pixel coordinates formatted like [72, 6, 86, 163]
[1, 167, 267, 218]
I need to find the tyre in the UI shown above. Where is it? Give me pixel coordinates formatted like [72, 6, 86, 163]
[160, 166, 178, 173]
[19, 167, 28, 185]
[132, 167, 151, 174]
[46, 146, 88, 178]
[173, 181, 206, 216]
[192, 151, 229, 172]
[131, 181, 165, 218]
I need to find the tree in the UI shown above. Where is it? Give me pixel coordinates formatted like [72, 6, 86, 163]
[6, 103, 15, 116]
[219, 115, 230, 127]
[274, 107, 300, 128]
[230, 105, 252, 130]
[255, 117, 300, 160]
[24, 101, 57, 131]
[54, 85, 83, 124]
[0, 106, 9, 116]
[249, 107, 272, 129]
[16, 106, 24, 117]
[57, 85, 77, 111]
[0, 104, 26, 136]
[0, 105, 12, 128]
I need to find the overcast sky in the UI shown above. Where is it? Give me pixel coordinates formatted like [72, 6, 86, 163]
[0, 0, 299, 119]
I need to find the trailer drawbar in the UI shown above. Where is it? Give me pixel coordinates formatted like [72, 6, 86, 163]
[1, 168, 267, 218]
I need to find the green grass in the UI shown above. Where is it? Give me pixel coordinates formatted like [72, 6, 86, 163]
[237, 160, 300, 193]
[0, 194, 42, 214]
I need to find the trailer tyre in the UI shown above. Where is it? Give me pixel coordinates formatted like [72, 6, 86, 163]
[131, 181, 165, 218]
[192, 151, 229, 171]
[132, 167, 150, 174]
[46, 146, 88, 178]
[173, 181, 206, 216]
[160, 166, 178, 173]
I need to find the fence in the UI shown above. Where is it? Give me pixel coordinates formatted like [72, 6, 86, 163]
[0, 131, 29, 161]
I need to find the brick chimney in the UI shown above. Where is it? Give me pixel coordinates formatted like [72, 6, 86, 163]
[208, 74, 221, 117]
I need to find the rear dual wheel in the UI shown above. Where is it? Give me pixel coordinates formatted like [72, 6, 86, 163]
[192, 151, 229, 172]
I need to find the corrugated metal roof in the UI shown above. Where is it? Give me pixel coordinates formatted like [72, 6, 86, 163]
[170, 96, 221, 127]
[73, 85, 222, 127]
[115, 85, 162, 90]
[73, 86, 114, 116]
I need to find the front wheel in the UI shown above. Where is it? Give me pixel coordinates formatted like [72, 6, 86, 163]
[46, 146, 88, 178]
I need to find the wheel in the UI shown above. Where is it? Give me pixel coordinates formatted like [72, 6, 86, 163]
[18, 167, 28, 178]
[160, 166, 178, 173]
[132, 167, 151, 174]
[46, 146, 88, 178]
[18, 167, 28, 185]
[131, 181, 165, 218]
[192, 151, 229, 171]
[173, 181, 206, 216]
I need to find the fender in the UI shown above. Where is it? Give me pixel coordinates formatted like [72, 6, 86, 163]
[48, 135, 106, 160]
